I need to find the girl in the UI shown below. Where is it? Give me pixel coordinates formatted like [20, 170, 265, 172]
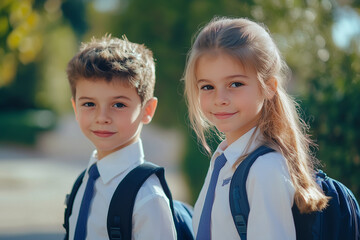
[184, 17, 329, 240]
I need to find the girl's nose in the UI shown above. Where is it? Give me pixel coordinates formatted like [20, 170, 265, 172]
[96, 108, 111, 124]
[215, 89, 230, 106]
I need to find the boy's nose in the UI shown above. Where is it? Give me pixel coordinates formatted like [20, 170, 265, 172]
[96, 109, 111, 124]
[215, 89, 230, 106]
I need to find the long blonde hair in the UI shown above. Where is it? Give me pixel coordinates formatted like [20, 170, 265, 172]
[183, 16, 328, 213]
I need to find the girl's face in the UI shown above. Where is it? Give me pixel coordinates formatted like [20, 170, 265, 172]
[196, 53, 265, 145]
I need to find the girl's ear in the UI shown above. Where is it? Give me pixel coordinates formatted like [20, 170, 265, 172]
[142, 97, 158, 124]
[266, 77, 278, 99]
[71, 97, 78, 120]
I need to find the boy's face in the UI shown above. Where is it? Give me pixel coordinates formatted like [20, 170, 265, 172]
[71, 78, 157, 160]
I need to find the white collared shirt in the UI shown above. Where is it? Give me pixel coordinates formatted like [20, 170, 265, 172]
[69, 139, 177, 240]
[193, 128, 296, 240]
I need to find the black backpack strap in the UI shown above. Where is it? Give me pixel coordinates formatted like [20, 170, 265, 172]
[63, 170, 86, 240]
[107, 162, 174, 240]
[229, 145, 275, 240]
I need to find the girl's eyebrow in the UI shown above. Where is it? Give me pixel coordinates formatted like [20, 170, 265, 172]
[225, 74, 249, 79]
[197, 74, 249, 83]
[197, 79, 209, 84]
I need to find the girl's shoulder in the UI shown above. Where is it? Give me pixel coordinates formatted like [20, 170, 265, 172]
[247, 151, 291, 184]
[244, 150, 295, 202]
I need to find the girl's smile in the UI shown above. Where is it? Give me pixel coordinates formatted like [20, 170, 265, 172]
[212, 111, 239, 119]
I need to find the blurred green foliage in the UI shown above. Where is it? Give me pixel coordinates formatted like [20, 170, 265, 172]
[0, 109, 56, 144]
[0, 0, 86, 144]
[0, 0, 359, 202]
[303, 49, 360, 197]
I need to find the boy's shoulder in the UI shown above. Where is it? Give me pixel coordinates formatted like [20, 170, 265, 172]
[132, 168, 169, 211]
[136, 171, 167, 195]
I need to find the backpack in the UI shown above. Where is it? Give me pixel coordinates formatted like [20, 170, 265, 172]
[229, 145, 360, 240]
[63, 162, 194, 240]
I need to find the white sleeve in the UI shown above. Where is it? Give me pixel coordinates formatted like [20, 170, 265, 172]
[132, 174, 177, 240]
[246, 152, 296, 240]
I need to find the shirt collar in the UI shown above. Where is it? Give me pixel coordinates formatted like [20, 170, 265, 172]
[212, 127, 264, 166]
[87, 139, 145, 184]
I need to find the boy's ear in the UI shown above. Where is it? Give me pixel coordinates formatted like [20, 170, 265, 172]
[266, 77, 278, 99]
[142, 97, 158, 124]
[71, 97, 78, 120]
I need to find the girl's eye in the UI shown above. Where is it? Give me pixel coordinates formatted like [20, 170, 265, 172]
[83, 102, 95, 107]
[200, 85, 214, 90]
[230, 82, 244, 88]
[113, 102, 126, 108]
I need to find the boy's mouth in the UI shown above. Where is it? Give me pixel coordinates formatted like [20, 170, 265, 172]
[92, 130, 116, 137]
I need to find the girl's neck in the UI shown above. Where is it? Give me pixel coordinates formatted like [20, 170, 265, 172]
[223, 126, 260, 152]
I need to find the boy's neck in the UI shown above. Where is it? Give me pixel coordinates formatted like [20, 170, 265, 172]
[96, 135, 141, 160]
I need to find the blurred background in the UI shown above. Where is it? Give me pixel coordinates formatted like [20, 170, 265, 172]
[0, 0, 359, 239]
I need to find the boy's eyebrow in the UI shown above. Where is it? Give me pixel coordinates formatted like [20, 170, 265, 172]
[113, 96, 132, 101]
[77, 96, 132, 101]
[77, 96, 94, 101]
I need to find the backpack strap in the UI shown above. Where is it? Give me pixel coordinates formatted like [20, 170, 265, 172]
[63, 170, 86, 240]
[229, 145, 275, 240]
[107, 162, 175, 240]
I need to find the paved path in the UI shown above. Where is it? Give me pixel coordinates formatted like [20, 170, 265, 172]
[0, 115, 189, 239]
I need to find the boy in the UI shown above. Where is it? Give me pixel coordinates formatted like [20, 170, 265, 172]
[65, 35, 176, 240]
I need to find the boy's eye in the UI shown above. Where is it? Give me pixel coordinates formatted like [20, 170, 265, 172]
[113, 102, 126, 108]
[83, 102, 95, 107]
[230, 82, 244, 88]
[200, 85, 214, 90]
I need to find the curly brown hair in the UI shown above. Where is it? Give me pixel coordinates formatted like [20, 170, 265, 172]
[67, 35, 155, 104]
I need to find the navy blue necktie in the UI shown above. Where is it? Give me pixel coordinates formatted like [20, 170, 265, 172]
[197, 153, 227, 240]
[74, 163, 100, 240]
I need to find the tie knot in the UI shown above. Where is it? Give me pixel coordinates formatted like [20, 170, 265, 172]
[214, 153, 227, 171]
[88, 164, 100, 180]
